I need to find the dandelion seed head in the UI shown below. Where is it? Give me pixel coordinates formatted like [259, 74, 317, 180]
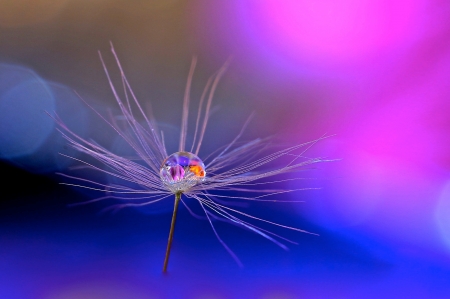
[53, 44, 330, 272]
[159, 151, 206, 193]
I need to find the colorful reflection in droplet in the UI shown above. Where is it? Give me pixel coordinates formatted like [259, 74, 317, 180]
[159, 151, 206, 193]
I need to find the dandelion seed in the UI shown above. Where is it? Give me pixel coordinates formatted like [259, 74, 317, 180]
[54, 43, 329, 273]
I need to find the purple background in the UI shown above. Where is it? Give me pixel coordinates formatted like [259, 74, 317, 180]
[1, 1, 450, 298]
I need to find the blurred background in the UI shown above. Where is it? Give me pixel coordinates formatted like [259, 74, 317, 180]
[1, 0, 450, 298]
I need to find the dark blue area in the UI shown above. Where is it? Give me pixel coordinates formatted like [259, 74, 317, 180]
[1, 165, 449, 298]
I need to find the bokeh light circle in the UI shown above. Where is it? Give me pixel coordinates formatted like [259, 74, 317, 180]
[0, 64, 55, 159]
[435, 181, 450, 251]
[248, 0, 425, 64]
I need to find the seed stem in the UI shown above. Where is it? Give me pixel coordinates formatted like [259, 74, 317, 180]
[163, 192, 181, 273]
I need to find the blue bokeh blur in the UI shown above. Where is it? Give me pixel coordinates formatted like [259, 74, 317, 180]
[0, 64, 55, 159]
[0, 64, 89, 173]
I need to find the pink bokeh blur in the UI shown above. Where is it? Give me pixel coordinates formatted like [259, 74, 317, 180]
[248, 0, 427, 64]
[194, 0, 450, 256]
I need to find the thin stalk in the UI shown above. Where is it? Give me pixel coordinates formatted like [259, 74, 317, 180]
[163, 192, 181, 273]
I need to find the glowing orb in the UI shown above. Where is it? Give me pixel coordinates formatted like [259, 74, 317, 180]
[249, 0, 424, 63]
[160, 151, 206, 193]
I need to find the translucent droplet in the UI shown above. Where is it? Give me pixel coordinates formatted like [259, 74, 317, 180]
[160, 151, 206, 193]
